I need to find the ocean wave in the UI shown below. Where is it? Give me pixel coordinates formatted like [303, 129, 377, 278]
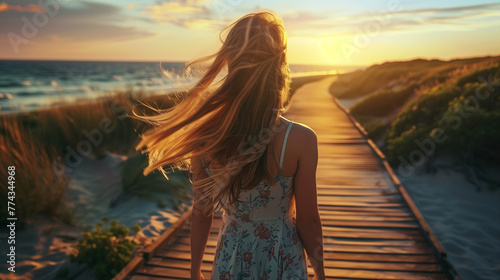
[16, 91, 46, 97]
[0, 93, 14, 100]
[90, 77, 111, 82]
[0, 103, 25, 112]
[0, 81, 22, 88]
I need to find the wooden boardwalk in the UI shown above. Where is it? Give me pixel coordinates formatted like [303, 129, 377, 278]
[116, 77, 460, 280]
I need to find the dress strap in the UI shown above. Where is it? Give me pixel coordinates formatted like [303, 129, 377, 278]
[201, 121, 293, 176]
[279, 121, 293, 171]
[200, 156, 212, 176]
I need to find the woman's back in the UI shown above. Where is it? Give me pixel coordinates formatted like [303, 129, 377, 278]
[204, 117, 310, 279]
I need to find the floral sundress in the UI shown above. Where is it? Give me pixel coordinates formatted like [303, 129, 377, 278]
[211, 174, 308, 280]
[202, 122, 308, 280]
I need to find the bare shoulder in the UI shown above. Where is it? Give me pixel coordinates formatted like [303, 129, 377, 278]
[286, 121, 318, 159]
[290, 121, 317, 145]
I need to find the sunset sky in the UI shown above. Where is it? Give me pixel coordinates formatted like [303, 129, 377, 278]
[1, 0, 499, 66]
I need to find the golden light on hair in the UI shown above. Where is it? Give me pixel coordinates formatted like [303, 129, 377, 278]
[133, 10, 291, 217]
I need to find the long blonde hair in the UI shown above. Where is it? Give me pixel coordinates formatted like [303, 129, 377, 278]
[134, 11, 290, 216]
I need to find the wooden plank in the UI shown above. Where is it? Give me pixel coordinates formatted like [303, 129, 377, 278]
[318, 200, 406, 208]
[161, 241, 433, 255]
[170, 235, 428, 248]
[367, 138, 386, 160]
[156, 250, 440, 264]
[190, 224, 422, 236]
[315, 189, 399, 196]
[322, 230, 424, 241]
[142, 206, 193, 262]
[320, 219, 418, 229]
[319, 214, 414, 222]
[319, 209, 413, 217]
[318, 206, 412, 213]
[383, 160, 402, 187]
[112, 255, 144, 280]
[146, 257, 443, 273]
[322, 267, 450, 280]
[133, 265, 450, 280]
[318, 207, 411, 214]
[317, 185, 391, 190]
[317, 195, 403, 202]
[130, 276, 356, 280]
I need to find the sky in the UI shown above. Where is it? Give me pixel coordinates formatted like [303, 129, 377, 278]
[0, 0, 499, 66]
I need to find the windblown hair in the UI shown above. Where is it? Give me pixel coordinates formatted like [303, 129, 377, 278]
[134, 11, 291, 217]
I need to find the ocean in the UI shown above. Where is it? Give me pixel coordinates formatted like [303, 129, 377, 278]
[0, 60, 362, 114]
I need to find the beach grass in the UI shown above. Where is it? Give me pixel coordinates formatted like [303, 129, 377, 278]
[0, 90, 180, 224]
[0, 117, 70, 225]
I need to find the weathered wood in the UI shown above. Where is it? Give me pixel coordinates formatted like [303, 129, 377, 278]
[147, 257, 444, 272]
[318, 205, 412, 213]
[112, 254, 144, 280]
[169, 235, 429, 248]
[142, 206, 193, 262]
[155, 250, 441, 264]
[318, 209, 413, 217]
[119, 77, 460, 280]
[316, 214, 415, 222]
[165, 242, 433, 255]
[132, 265, 451, 280]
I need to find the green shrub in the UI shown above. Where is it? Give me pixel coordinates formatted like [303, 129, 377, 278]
[384, 64, 500, 166]
[363, 120, 389, 140]
[69, 217, 141, 280]
[350, 82, 419, 117]
[436, 96, 500, 154]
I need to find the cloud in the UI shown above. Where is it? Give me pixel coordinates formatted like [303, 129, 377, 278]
[0, 1, 156, 55]
[142, 0, 225, 29]
[1, 1, 155, 40]
[394, 3, 500, 15]
[0, 2, 45, 13]
[281, 2, 500, 38]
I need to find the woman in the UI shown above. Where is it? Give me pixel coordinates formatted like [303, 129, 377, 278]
[135, 11, 325, 280]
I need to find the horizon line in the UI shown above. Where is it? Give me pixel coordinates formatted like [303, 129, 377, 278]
[0, 57, 367, 67]
[1, 53, 499, 67]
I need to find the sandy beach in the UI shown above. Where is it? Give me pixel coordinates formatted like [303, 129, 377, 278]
[400, 161, 500, 280]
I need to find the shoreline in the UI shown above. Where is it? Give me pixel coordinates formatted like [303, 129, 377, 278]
[0, 73, 337, 117]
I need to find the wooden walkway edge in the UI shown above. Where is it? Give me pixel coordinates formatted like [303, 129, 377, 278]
[330, 92, 461, 280]
[115, 76, 461, 280]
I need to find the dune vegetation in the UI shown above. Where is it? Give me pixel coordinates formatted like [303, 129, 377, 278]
[0, 89, 176, 224]
[330, 56, 500, 190]
[0, 117, 70, 225]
